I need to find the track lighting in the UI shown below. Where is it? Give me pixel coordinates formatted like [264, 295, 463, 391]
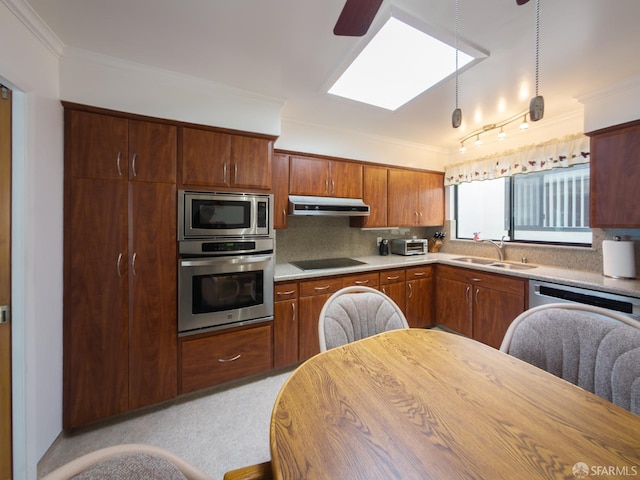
[459, 109, 530, 153]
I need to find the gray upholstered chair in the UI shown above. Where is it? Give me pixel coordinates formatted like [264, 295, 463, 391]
[318, 286, 409, 352]
[500, 302, 640, 415]
[40, 444, 212, 480]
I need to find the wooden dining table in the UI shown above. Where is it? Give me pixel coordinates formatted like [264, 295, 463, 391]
[270, 328, 640, 479]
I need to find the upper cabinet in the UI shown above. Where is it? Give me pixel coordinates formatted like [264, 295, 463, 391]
[587, 120, 640, 228]
[289, 155, 362, 198]
[181, 127, 273, 190]
[67, 109, 177, 183]
[350, 165, 388, 228]
[388, 168, 444, 227]
[273, 153, 290, 229]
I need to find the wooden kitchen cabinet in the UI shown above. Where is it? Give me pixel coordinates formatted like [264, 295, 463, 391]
[388, 168, 444, 227]
[350, 165, 388, 228]
[273, 282, 299, 368]
[63, 106, 177, 429]
[342, 271, 380, 289]
[273, 153, 290, 229]
[179, 323, 273, 394]
[587, 120, 640, 227]
[298, 276, 343, 361]
[379, 268, 406, 313]
[289, 155, 362, 198]
[435, 265, 526, 348]
[67, 109, 177, 183]
[405, 265, 433, 328]
[181, 126, 273, 190]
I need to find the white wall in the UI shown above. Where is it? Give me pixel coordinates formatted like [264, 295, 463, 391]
[578, 76, 640, 133]
[0, 1, 63, 478]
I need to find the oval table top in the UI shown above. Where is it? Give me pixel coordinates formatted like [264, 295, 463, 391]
[270, 328, 640, 480]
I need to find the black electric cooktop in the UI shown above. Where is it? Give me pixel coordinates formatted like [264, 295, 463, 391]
[291, 257, 367, 271]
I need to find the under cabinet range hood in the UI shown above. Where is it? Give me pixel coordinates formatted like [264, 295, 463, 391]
[288, 195, 370, 217]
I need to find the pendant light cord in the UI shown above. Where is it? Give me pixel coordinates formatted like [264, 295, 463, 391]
[534, 0, 540, 97]
[455, 0, 459, 109]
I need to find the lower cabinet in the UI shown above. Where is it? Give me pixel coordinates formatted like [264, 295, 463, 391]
[179, 323, 273, 395]
[436, 265, 527, 348]
[274, 282, 299, 368]
[405, 266, 434, 328]
[380, 269, 406, 312]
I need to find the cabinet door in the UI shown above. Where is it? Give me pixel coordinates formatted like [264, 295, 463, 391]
[230, 136, 272, 190]
[67, 110, 128, 180]
[435, 276, 473, 337]
[406, 272, 433, 328]
[473, 287, 525, 349]
[387, 168, 418, 226]
[64, 178, 129, 428]
[289, 156, 330, 196]
[274, 299, 298, 368]
[351, 165, 387, 227]
[128, 182, 177, 410]
[181, 127, 231, 187]
[418, 171, 444, 227]
[590, 124, 640, 227]
[128, 120, 177, 183]
[330, 161, 363, 198]
[380, 282, 406, 314]
[273, 153, 290, 229]
[298, 295, 330, 361]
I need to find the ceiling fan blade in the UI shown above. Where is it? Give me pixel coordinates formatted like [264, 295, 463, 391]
[516, 0, 530, 4]
[334, 0, 383, 36]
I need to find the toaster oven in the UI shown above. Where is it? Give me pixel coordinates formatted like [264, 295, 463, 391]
[390, 239, 427, 256]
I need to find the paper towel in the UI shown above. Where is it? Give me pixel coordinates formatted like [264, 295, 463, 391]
[602, 240, 636, 279]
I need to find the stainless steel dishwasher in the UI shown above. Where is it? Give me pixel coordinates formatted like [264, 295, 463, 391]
[529, 280, 640, 324]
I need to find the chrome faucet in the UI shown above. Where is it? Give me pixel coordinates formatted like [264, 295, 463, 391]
[474, 235, 507, 261]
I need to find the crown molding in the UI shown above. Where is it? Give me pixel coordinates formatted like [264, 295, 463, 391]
[2, 0, 64, 57]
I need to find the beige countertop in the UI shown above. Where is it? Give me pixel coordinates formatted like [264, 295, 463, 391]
[275, 252, 640, 299]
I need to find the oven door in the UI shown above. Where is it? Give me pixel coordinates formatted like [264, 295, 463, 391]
[178, 253, 274, 334]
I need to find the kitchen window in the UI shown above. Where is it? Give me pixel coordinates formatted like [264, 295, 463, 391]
[455, 163, 592, 245]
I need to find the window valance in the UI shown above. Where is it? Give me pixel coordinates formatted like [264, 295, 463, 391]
[444, 133, 590, 186]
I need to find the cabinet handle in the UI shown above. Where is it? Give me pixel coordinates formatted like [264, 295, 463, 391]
[234, 163, 238, 184]
[354, 280, 369, 285]
[277, 290, 296, 296]
[386, 275, 400, 281]
[331, 179, 335, 194]
[408, 283, 413, 299]
[291, 303, 296, 322]
[413, 272, 426, 277]
[282, 209, 287, 224]
[414, 212, 419, 223]
[131, 153, 137, 177]
[314, 285, 331, 291]
[465, 285, 471, 303]
[470, 278, 482, 282]
[324, 178, 329, 194]
[218, 354, 241, 363]
[223, 163, 228, 183]
[382, 287, 386, 294]
[131, 252, 137, 276]
[475, 288, 480, 305]
[116, 253, 123, 277]
[116, 152, 122, 176]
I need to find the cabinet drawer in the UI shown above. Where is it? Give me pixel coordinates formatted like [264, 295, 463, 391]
[406, 265, 432, 280]
[275, 282, 298, 301]
[437, 265, 525, 297]
[380, 269, 406, 285]
[299, 277, 344, 297]
[180, 324, 272, 394]
[342, 272, 379, 288]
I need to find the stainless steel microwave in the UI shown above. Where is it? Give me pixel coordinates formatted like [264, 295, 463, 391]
[178, 190, 273, 240]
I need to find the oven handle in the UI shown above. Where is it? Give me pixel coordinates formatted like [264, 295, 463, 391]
[180, 255, 273, 268]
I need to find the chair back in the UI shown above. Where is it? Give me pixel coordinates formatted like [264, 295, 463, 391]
[318, 286, 409, 352]
[500, 303, 640, 415]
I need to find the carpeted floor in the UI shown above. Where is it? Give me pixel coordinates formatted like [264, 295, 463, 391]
[37, 369, 292, 480]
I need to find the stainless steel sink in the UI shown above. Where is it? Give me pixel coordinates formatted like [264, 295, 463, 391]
[452, 257, 495, 265]
[452, 257, 536, 270]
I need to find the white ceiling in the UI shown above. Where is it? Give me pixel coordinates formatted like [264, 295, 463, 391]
[25, 0, 640, 151]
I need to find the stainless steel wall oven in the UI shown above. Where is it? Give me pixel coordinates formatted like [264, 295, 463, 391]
[178, 191, 274, 335]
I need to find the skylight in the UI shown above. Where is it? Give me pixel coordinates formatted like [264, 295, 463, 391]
[328, 16, 475, 111]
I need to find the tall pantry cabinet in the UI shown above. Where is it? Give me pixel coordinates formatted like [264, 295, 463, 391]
[63, 105, 178, 429]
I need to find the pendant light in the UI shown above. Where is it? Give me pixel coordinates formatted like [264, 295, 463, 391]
[529, 0, 544, 121]
[451, 0, 462, 128]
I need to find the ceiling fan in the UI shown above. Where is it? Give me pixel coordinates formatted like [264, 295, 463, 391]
[333, 0, 384, 36]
